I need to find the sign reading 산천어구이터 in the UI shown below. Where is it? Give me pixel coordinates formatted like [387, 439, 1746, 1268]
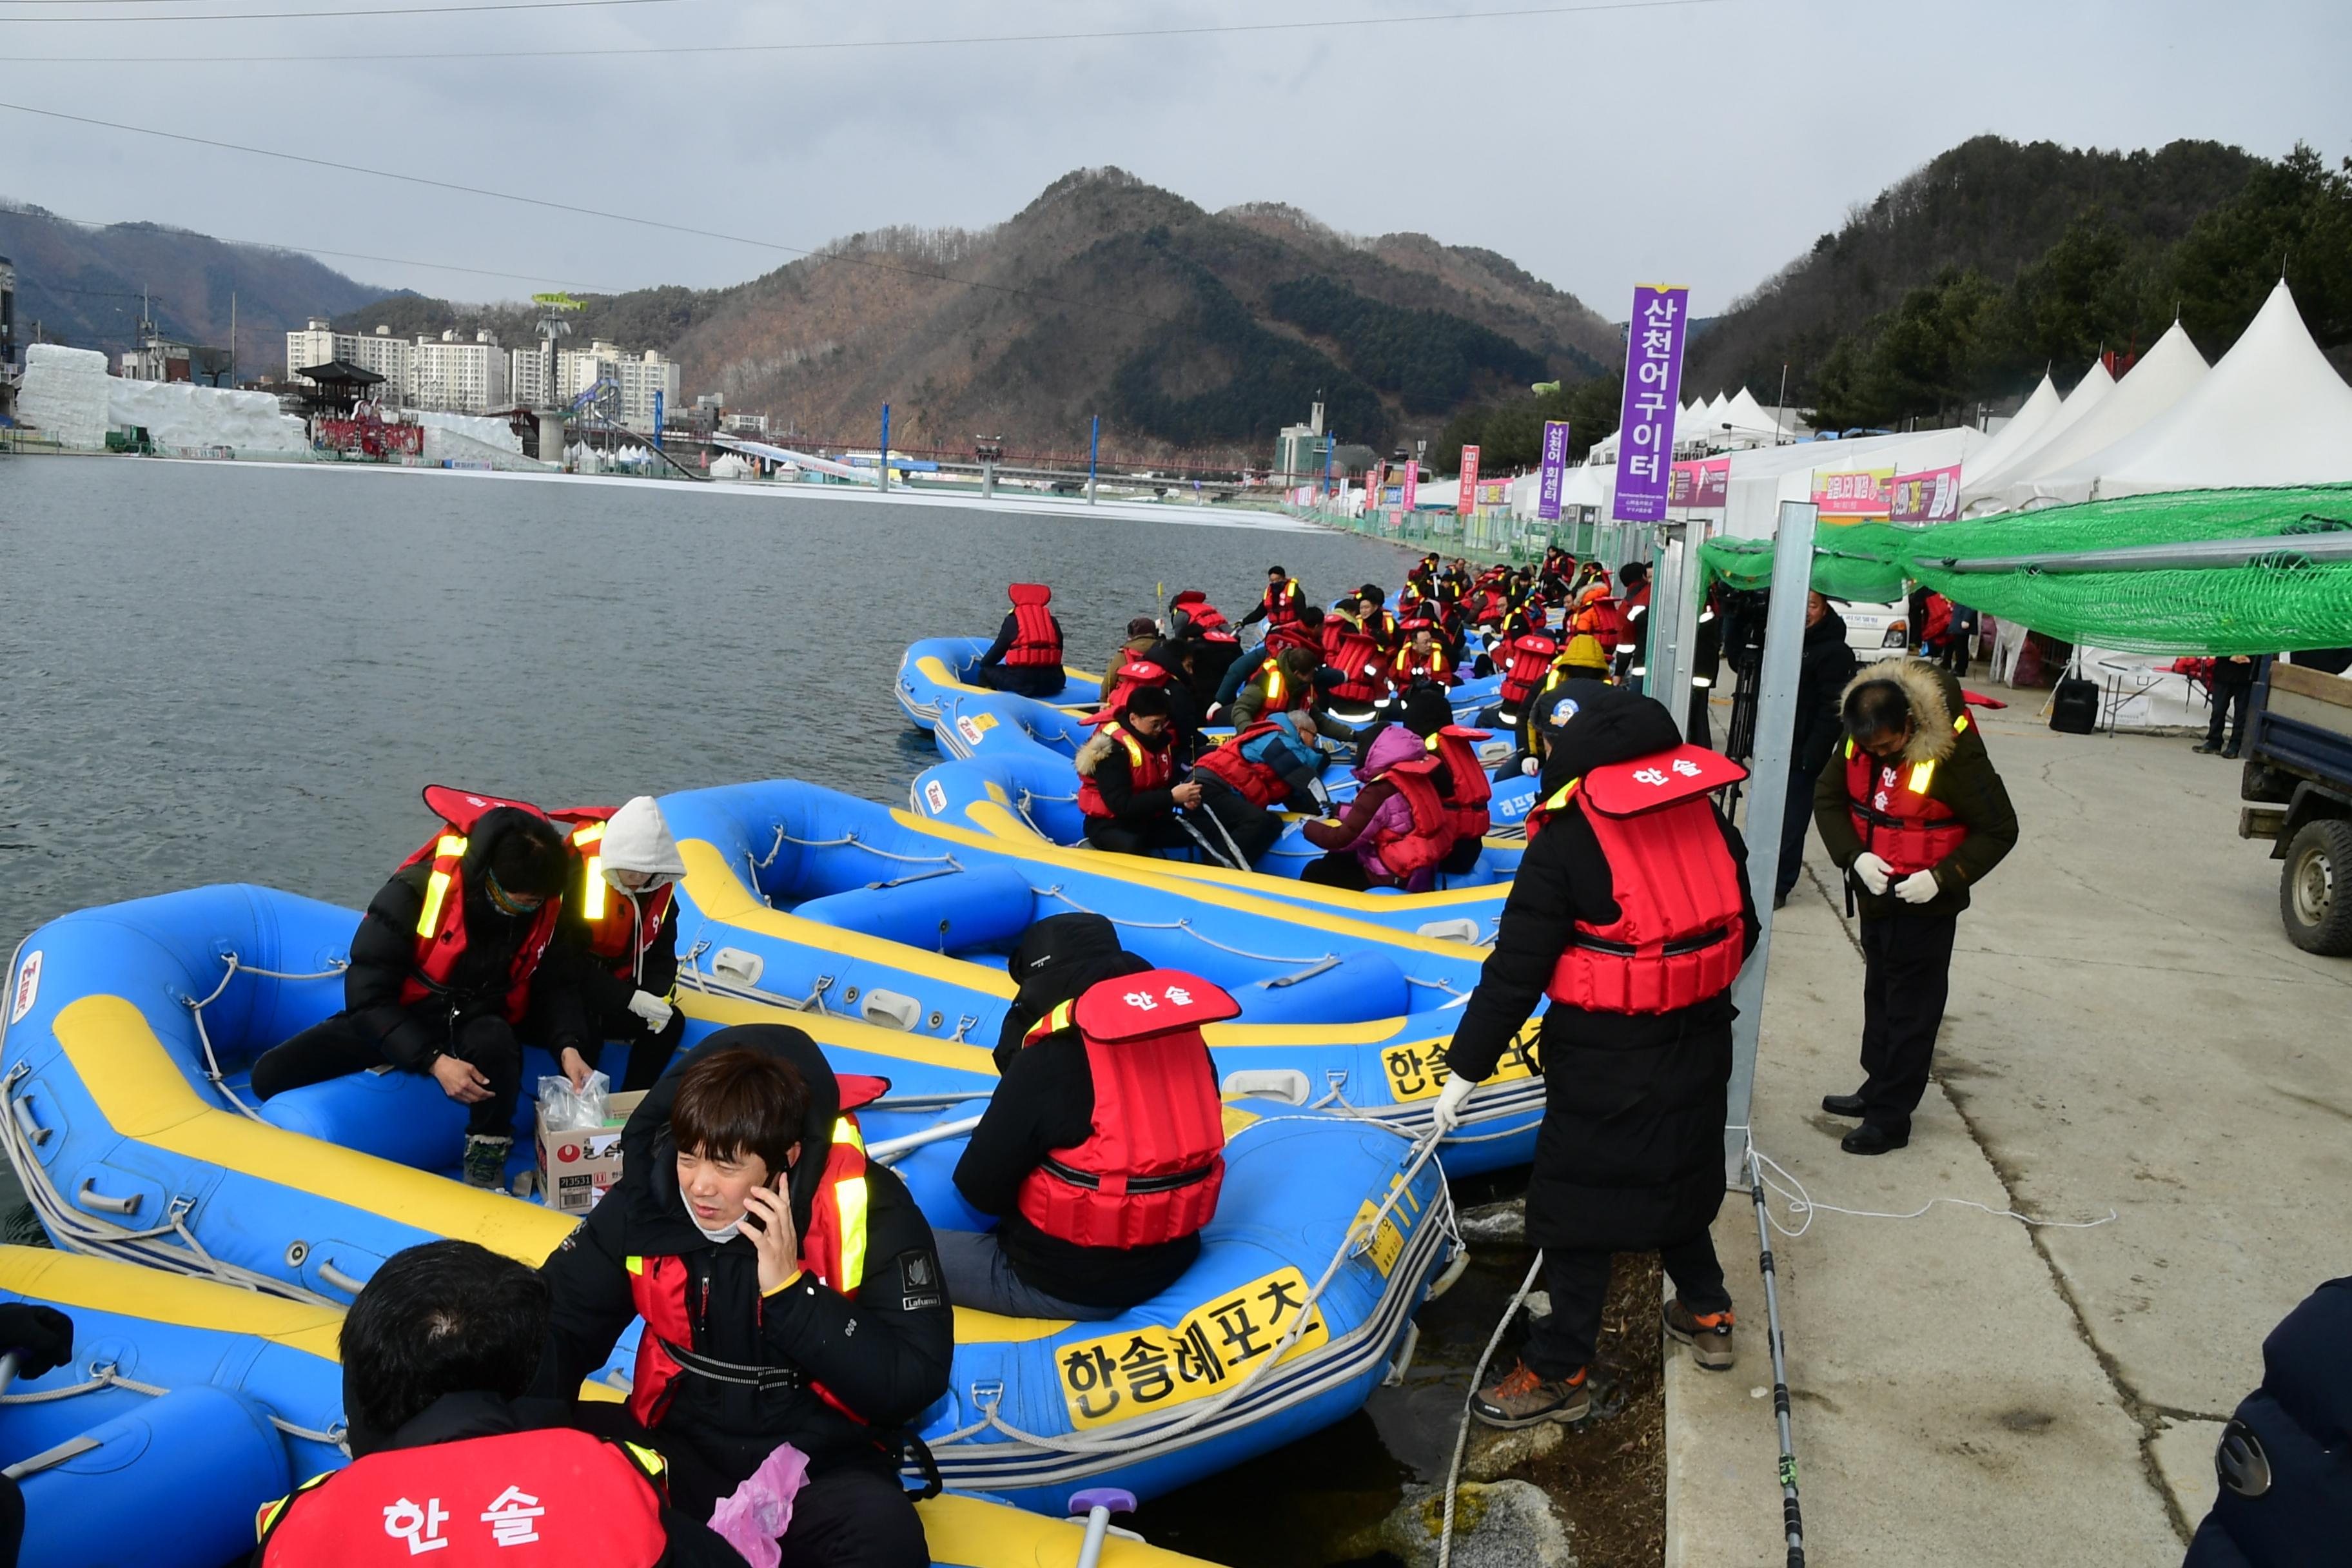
[1612, 286, 1690, 522]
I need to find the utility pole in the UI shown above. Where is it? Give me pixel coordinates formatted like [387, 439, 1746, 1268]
[1087, 415, 1099, 505]
[878, 404, 890, 493]
[228, 292, 237, 386]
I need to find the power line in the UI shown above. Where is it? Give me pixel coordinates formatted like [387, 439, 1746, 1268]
[5, 0, 1736, 54]
[0, 0, 686, 23]
[0, 96, 1200, 327]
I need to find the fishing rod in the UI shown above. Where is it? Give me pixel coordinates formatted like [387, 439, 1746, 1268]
[1747, 1143, 1808, 1567]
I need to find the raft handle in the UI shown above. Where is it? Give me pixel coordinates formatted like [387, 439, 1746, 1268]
[1382, 1321, 1421, 1387]
[318, 1260, 368, 1297]
[74, 1179, 139, 1216]
[1257, 956, 1341, 990]
[9, 1094, 48, 1149]
[1, 1435, 99, 1482]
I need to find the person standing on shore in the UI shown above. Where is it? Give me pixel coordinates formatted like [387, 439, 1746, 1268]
[1814, 659, 2018, 1155]
[1434, 685, 1759, 1426]
[2194, 654, 2259, 758]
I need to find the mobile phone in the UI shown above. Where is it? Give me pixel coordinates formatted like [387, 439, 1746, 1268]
[740, 1173, 785, 1233]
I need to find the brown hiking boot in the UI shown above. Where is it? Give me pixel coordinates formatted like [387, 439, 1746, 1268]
[1469, 1359, 1590, 1429]
[1665, 1298, 1737, 1371]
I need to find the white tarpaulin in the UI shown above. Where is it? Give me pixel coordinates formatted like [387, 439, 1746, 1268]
[14, 344, 112, 447]
[2032, 279, 2352, 500]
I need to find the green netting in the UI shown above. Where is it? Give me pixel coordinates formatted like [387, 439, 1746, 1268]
[1702, 485, 2352, 656]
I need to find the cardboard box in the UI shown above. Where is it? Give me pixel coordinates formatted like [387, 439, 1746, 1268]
[536, 1090, 646, 1213]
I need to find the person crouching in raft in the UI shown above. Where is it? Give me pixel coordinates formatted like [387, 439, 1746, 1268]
[1432, 683, 1759, 1427]
[972, 582, 1066, 698]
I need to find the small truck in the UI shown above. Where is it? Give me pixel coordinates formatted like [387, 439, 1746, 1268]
[2239, 659, 2352, 955]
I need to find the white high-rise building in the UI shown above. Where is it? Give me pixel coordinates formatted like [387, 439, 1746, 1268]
[409, 329, 509, 413]
[507, 338, 681, 431]
[286, 318, 411, 402]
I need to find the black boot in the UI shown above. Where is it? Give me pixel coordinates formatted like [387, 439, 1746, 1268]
[1841, 1123, 1910, 1156]
[1821, 1092, 1866, 1118]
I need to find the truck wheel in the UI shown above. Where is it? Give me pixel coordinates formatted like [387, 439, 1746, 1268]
[2279, 819, 2352, 956]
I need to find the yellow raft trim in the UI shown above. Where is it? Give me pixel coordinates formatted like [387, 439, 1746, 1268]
[914, 1491, 1215, 1567]
[52, 995, 576, 1266]
[914, 656, 1100, 718]
[959, 799, 1508, 916]
[0, 1245, 346, 1361]
[893, 810, 1482, 959]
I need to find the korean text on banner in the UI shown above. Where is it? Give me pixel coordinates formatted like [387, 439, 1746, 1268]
[1812, 467, 1894, 518]
[1536, 420, 1570, 521]
[1456, 445, 1481, 515]
[1890, 464, 1961, 524]
[1401, 460, 1419, 511]
[1612, 285, 1690, 522]
[1668, 457, 1729, 509]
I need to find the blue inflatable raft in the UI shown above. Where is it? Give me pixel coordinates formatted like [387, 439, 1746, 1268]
[0, 1250, 1219, 1568]
[897, 638, 1101, 732]
[2, 887, 1458, 1513]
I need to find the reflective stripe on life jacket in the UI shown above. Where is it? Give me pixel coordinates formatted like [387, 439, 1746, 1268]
[1391, 643, 1453, 688]
[1005, 584, 1064, 668]
[563, 816, 676, 975]
[1367, 756, 1458, 883]
[395, 787, 562, 1023]
[1077, 722, 1175, 819]
[1841, 727, 1968, 876]
[1015, 970, 1236, 1250]
[256, 1427, 670, 1566]
[1261, 579, 1304, 627]
[1542, 745, 1749, 1015]
[1427, 727, 1493, 841]
[623, 1092, 881, 1429]
[1191, 720, 1288, 808]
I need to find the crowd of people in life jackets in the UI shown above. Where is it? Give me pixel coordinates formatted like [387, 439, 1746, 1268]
[974, 549, 1678, 894]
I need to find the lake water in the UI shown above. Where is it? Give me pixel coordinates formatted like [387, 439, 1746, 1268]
[0, 455, 1537, 1565]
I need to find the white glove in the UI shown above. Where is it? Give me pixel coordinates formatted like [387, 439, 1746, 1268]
[1431, 1073, 1478, 1136]
[1520, 756, 1540, 776]
[626, 990, 675, 1031]
[1850, 852, 1895, 896]
[1894, 870, 1940, 905]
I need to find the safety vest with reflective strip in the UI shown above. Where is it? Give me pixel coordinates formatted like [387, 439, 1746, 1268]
[1534, 747, 1749, 1015]
[623, 1110, 876, 1429]
[1391, 642, 1454, 688]
[395, 789, 562, 1023]
[564, 818, 676, 975]
[1253, 660, 1306, 715]
[1014, 973, 1232, 1250]
[1260, 578, 1305, 627]
[1005, 585, 1064, 668]
[255, 1427, 671, 1565]
[1077, 721, 1175, 819]
[1841, 712, 1973, 876]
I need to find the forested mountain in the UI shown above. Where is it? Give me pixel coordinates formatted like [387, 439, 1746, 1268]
[337, 170, 1620, 463]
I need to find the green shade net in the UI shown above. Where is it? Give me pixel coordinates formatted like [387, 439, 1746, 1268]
[1700, 485, 2352, 656]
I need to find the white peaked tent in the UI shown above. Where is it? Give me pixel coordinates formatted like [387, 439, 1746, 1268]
[1972, 322, 2211, 511]
[2036, 279, 2352, 499]
[1958, 373, 2063, 485]
[1959, 359, 2115, 511]
[1720, 386, 1783, 435]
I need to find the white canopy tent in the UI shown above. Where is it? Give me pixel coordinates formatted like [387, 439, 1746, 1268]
[1719, 426, 1984, 540]
[2033, 279, 2352, 500]
[1959, 360, 2115, 512]
[1954, 373, 2061, 483]
[1963, 326, 2210, 512]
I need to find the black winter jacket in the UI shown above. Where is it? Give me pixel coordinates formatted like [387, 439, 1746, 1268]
[1075, 722, 1182, 827]
[1792, 609, 1859, 778]
[531, 1026, 952, 1487]
[340, 807, 553, 1072]
[1446, 692, 1759, 1253]
[975, 608, 1063, 669]
[2186, 1275, 2352, 1567]
[534, 877, 681, 1064]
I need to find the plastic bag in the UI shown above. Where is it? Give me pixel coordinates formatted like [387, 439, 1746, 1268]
[537, 1068, 611, 1132]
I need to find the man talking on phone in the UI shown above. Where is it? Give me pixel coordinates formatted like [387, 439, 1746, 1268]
[533, 1028, 951, 1567]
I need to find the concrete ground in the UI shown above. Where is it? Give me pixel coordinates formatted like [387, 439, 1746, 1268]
[1665, 681, 2352, 1565]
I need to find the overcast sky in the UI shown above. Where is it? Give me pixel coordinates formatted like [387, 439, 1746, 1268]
[3, 0, 2347, 318]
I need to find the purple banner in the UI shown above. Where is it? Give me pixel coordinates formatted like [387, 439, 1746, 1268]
[1612, 284, 1690, 522]
[1536, 419, 1570, 521]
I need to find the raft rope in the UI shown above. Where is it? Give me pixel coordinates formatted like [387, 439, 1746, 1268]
[0, 1365, 349, 1456]
[1435, 1250, 1547, 1568]
[747, 825, 965, 900]
[1029, 886, 1335, 967]
[181, 952, 348, 1122]
[929, 1117, 1456, 1458]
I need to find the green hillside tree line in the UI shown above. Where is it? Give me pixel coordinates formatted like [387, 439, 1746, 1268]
[1265, 276, 1549, 415]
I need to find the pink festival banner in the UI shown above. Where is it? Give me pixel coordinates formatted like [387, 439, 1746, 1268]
[1889, 464, 1962, 524]
[1456, 445, 1481, 514]
[1810, 466, 1894, 518]
[1668, 457, 1730, 509]
[1401, 460, 1420, 511]
[1612, 284, 1690, 522]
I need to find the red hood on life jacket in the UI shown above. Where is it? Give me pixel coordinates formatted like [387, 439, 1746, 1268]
[1008, 582, 1052, 607]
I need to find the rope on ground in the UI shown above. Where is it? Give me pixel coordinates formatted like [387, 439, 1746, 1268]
[1741, 1141, 2119, 1242]
[1436, 1250, 1547, 1568]
[181, 951, 348, 1123]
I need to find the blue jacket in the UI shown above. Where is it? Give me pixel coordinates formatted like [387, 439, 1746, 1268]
[2185, 1275, 2352, 1566]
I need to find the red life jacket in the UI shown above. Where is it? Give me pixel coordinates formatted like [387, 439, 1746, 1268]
[1077, 721, 1176, 818]
[1328, 628, 1389, 705]
[1367, 757, 1458, 882]
[1391, 641, 1454, 689]
[1260, 579, 1304, 627]
[1525, 745, 1750, 1014]
[550, 809, 675, 975]
[1015, 971, 1235, 1249]
[1426, 727, 1493, 840]
[255, 1427, 670, 1566]
[1318, 616, 1350, 663]
[1841, 724, 1970, 876]
[1264, 621, 1320, 660]
[1094, 658, 1170, 720]
[1191, 720, 1293, 807]
[1500, 634, 1559, 711]
[1251, 659, 1308, 716]
[1359, 606, 1399, 649]
[1173, 592, 1237, 643]
[1005, 583, 1064, 669]
[624, 1075, 888, 1430]
[395, 785, 562, 1022]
